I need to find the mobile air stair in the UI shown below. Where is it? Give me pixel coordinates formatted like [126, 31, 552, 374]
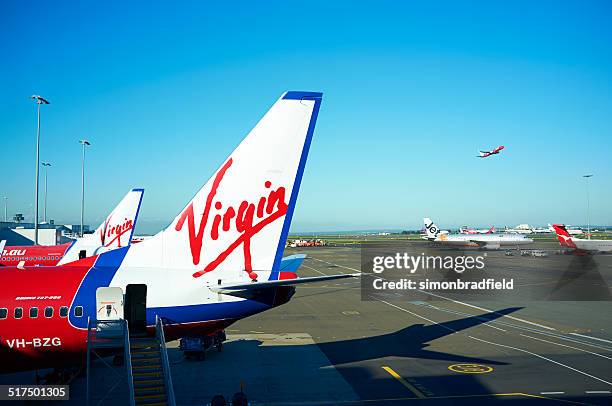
[86, 316, 176, 406]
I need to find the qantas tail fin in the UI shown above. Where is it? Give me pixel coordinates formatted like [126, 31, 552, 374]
[125, 91, 322, 283]
[552, 224, 576, 249]
[423, 218, 441, 240]
[58, 188, 144, 264]
[486, 226, 495, 234]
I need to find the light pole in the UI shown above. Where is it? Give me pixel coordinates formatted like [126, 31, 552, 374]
[3, 197, 7, 222]
[42, 162, 52, 222]
[583, 174, 593, 239]
[79, 140, 91, 237]
[30, 95, 50, 244]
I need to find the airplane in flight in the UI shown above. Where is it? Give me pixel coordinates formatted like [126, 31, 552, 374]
[552, 224, 612, 254]
[424, 218, 533, 249]
[0, 189, 144, 268]
[477, 145, 504, 158]
[0, 91, 356, 373]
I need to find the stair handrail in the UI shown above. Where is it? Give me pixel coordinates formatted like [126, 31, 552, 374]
[86, 317, 92, 406]
[156, 314, 176, 406]
[124, 319, 136, 406]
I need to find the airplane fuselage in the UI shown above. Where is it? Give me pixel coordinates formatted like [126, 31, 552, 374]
[0, 247, 294, 373]
[0, 243, 72, 267]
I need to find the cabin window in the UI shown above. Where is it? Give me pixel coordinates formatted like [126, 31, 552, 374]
[59, 306, 68, 318]
[29, 307, 38, 318]
[74, 306, 83, 317]
[14, 307, 23, 319]
[44, 307, 53, 318]
[0, 308, 7, 319]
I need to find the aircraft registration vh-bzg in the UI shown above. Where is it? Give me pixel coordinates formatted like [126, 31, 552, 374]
[0, 91, 355, 373]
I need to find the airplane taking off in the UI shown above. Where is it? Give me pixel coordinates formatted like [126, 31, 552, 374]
[0, 91, 356, 373]
[424, 218, 533, 249]
[0, 189, 144, 268]
[553, 224, 612, 254]
[477, 145, 504, 158]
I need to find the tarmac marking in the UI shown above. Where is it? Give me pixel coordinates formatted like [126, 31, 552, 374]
[301, 264, 328, 276]
[310, 257, 361, 273]
[541, 391, 565, 395]
[415, 302, 612, 352]
[585, 390, 611, 394]
[448, 363, 493, 374]
[468, 336, 612, 387]
[519, 333, 612, 360]
[373, 298, 612, 388]
[381, 366, 426, 399]
[314, 256, 556, 331]
[570, 333, 612, 345]
[416, 289, 557, 331]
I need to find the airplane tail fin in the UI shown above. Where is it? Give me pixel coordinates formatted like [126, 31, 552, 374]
[423, 218, 441, 240]
[552, 224, 576, 249]
[0, 240, 5, 258]
[486, 226, 495, 234]
[58, 189, 144, 264]
[125, 92, 323, 283]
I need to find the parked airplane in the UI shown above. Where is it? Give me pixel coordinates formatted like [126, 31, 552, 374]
[0, 189, 144, 267]
[552, 224, 612, 253]
[424, 218, 533, 249]
[477, 145, 504, 158]
[0, 91, 356, 373]
[459, 226, 494, 234]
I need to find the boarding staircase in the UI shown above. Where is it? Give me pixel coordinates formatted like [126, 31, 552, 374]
[86, 317, 176, 406]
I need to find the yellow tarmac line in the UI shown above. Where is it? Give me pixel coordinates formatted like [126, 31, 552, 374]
[381, 366, 426, 399]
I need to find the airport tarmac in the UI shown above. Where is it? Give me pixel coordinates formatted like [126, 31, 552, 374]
[2, 242, 611, 405]
[216, 243, 612, 405]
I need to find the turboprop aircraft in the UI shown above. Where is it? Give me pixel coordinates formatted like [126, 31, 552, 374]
[0, 91, 356, 373]
[0, 189, 144, 267]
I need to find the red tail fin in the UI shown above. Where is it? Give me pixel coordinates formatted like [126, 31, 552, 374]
[553, 224, 576, 248]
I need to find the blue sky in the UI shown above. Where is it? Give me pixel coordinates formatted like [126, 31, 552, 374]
[1, 1, 611, 233]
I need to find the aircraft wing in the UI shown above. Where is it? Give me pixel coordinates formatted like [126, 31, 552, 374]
[469, 239, 500, 249]
[211, 273, 360, 293]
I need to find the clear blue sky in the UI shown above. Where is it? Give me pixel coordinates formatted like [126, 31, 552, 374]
[1, 1, 611, 233]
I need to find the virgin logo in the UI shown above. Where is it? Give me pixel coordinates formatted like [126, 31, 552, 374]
[175, 158, 288, 280]
[100, 214, 133, 248]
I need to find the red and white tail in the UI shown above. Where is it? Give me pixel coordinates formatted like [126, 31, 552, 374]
[124, 92, 322, 283]
[552, 224, 577, 249]
[58, 189, 144, 264]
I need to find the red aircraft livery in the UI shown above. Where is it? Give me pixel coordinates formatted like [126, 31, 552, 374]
[477, 145, 505, 158]
[0, 243, 72, 267]
[175, 157, 289, 280]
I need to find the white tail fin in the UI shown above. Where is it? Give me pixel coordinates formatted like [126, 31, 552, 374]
[125, 91, 322, 283]
[58, 188, 144, 264]
[0, 240, 6, 258]
[423, 217, 441, 240]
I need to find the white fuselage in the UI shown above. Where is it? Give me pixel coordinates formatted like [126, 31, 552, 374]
[572, 238, 612, 252]
[434, 233, 533, 248]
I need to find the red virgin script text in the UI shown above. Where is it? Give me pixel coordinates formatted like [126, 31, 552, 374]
[100, 214, 134, 248]
[175, 158, 288, 280]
